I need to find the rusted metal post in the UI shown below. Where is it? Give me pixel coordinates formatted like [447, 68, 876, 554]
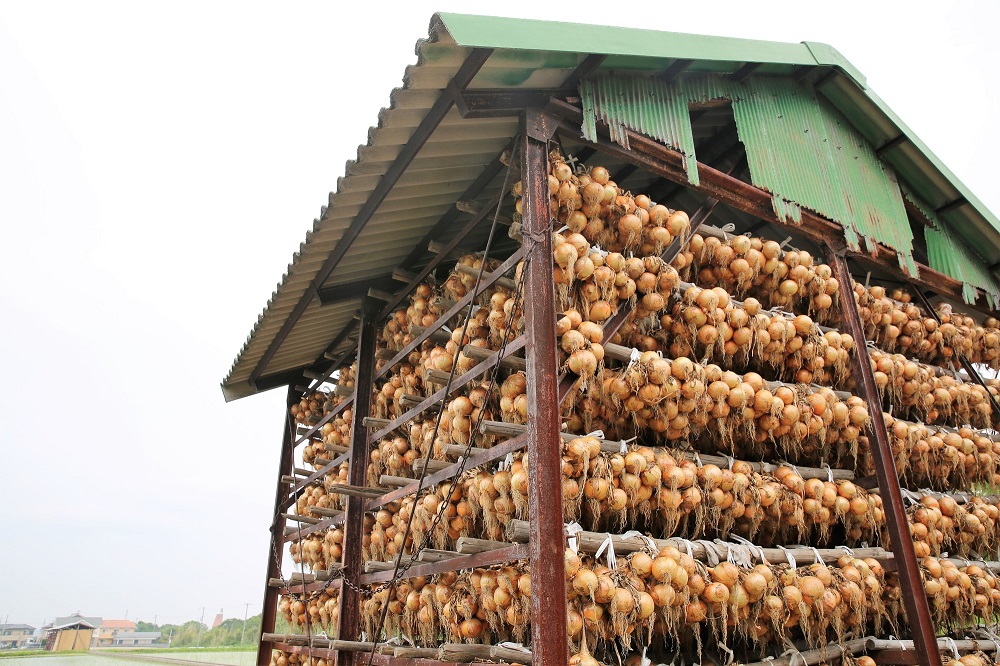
[826, 246, 941, 666]
[520, 110, 569, 666]
[336, 297, 380, 666]
[258, 385, 299, 666]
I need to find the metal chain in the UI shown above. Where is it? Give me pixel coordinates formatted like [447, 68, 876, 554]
[362, 153, 523, 664]
[316, 270, 526, 604]
[368, 272, 526, 588]
[268, 149, 525, 634]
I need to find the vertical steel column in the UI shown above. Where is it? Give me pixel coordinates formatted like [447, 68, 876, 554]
[826, 246, 941, 666]
[336, 297, 380, 666]
[258, 385, 299, 666]
[520, 110, 569, 666]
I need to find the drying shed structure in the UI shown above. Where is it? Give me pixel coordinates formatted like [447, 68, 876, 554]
[224, 13, 1000, 666]
[45, 620, 95, 652]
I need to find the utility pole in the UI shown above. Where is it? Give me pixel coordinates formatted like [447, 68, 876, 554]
[196, 607, 205, 648]
[240, 604, 250, 645]
[168, 629, 173, 647]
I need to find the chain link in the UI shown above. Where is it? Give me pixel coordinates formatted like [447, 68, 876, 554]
[268, 152, 525, 624]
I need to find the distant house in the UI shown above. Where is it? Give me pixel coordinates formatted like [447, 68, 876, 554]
[112, 631, 161, 647]
[0, 624, 35, 649]
[50, 614, 102, 631]
[46, 619, 95, 652]
[93, 620, 136, 647]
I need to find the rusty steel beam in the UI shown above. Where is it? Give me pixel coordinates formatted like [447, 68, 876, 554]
[377, 187, 505, 321]
[827, 247, 942, 666]
[359, 544, 529, 586]
[562, 54, 607, 89]
[374, 248, 525, 381]
[249, 48, 493, 383]
[250, 366, 316, 396]
[367, 337, 526, 444]
[398, 136, 518, 270]
[455, 88, 575, 119]
[336, 297, 380, 666]
[520, 109, 569, 666]
[730, 62, 763, 82]
[876, 133, 909, 157]
[258, 386, 298, 666]
[366, 433, 527, 512]
[301, 319, 361, 396]
[317, 275, 396, 305]
[660, 58, 692, 83]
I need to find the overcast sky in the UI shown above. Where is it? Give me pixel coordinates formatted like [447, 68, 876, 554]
[2, 0, 999, 631]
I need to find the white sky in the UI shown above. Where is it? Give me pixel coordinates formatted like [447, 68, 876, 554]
[1, 0, 998, 631]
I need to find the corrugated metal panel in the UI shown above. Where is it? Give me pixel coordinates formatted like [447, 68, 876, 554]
[690, 76, 915, 273]
[224, 12, 1000, 399]
[903, 187, 1000, 309]
[221, 20, 473, 394]
[819, 98, 917, 275]
[926, 225, 1000, 309]
[582, 74, 917, 273]
[580, 77, 698, 184]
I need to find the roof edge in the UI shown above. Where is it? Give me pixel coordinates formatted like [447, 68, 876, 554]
[437, 12, 817, 66]
[801, 41, 867, 88]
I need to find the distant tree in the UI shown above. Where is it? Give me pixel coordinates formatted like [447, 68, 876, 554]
[169, 621, 206, 647]
[146, 613, 273, 647]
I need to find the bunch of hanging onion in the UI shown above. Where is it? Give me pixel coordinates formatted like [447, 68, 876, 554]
[672, 232, 839, 323]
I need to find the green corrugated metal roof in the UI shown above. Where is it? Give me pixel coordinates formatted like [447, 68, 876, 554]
[580, 74, 918, 274]
[224, 12, 1000, 399]
[437, 13, 1000, 256]
[903, 187, 1000, 308]
[926, 224, 1000, 309]
[439, 13, 866, 83]
[581, 77, 699, 184]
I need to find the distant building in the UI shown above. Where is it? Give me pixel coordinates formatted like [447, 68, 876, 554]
[0, 624, 35, 649]
[46, 619, 95, 652]
[211, 611, 224, 629]
[50, 614, 102, 631]
[112, 631, 161, 647]
[94, 620, 136, 647]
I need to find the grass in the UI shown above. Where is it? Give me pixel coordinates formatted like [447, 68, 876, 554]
[0, 647, 257, 660]
[99, 648, 256, 655]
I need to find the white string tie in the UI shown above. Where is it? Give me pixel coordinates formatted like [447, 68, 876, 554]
[594, 533, 618, 570]
[627, 347, 642, 370]
[730, 534, 767, 563]
[776, 545, 797, 569]
[497, 642, 531, 654]
[566, 522, 583, 554]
